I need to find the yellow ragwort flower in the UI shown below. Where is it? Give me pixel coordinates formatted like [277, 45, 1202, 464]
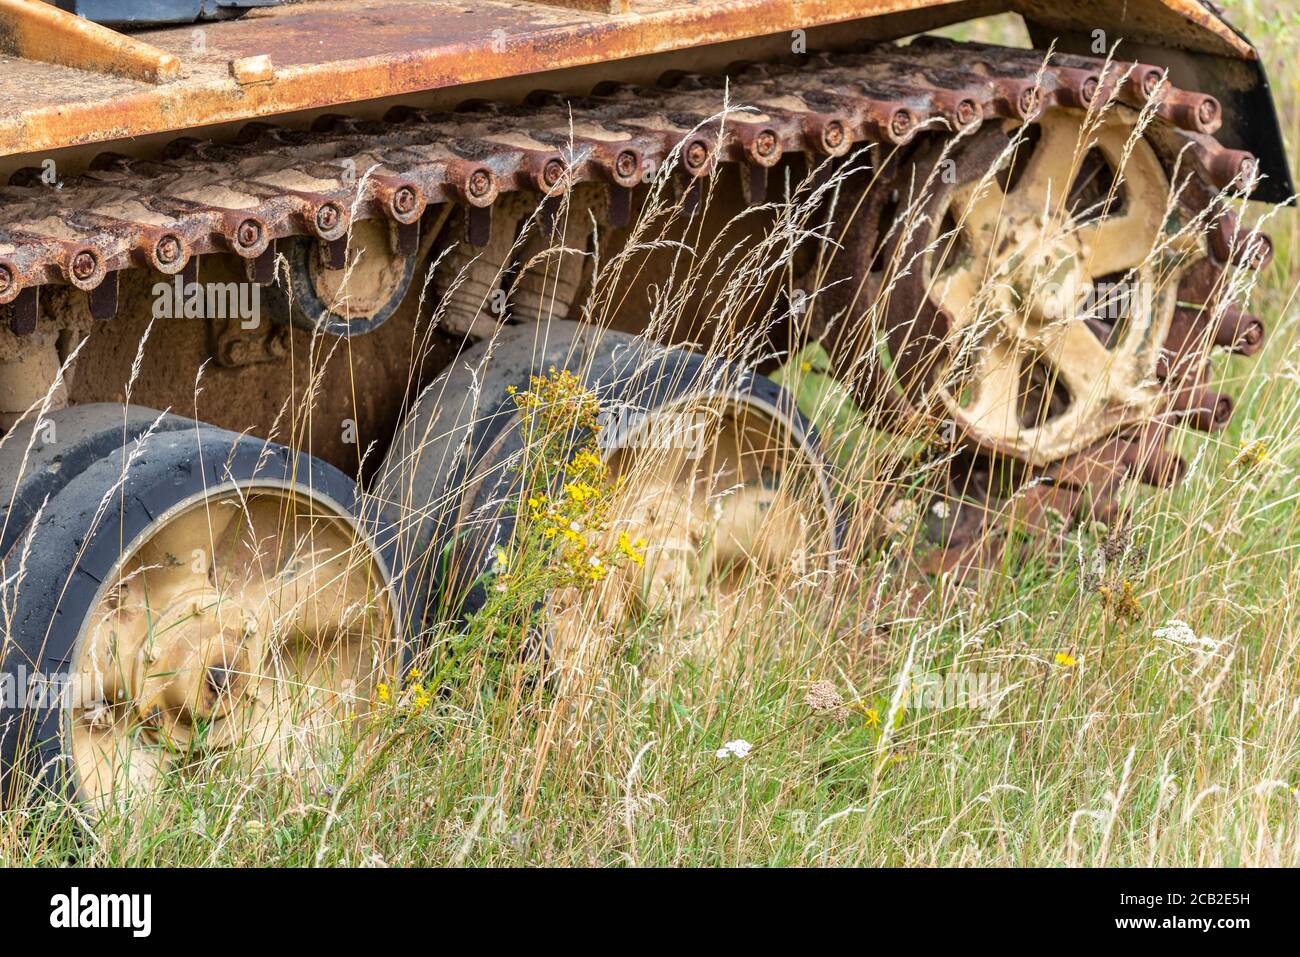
[617, 530, 646, 567]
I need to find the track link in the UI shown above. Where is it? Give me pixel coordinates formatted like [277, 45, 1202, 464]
[0, 38, 1253, 337]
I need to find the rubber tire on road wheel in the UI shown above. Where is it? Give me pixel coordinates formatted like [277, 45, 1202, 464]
[0, 403, 193, 559]
[376, 320, 840, 625]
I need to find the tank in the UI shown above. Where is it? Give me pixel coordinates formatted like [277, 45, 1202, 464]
[0, 0, 1289, 810]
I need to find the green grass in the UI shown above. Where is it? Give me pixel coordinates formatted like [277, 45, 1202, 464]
[2, 0, 1298, 867]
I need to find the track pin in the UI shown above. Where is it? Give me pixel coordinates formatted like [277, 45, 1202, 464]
[1134, 446, 1187, 488]
[1213, 306, 1265, 356]
[1176, 387, 1234, 432]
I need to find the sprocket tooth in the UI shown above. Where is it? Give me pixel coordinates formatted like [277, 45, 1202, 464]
[1214, 306, 1266, 355]
[1132, 447, 1187, 488]
[1210, 214, 1273, 270]
[1174, 386, 1234, 432]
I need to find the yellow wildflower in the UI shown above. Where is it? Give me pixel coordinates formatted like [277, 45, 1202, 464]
[850, 701, 880, 727]
[1098, 578, 1141, 621]
[617, 530, 646, 567]
[1232, 438, 1269, 472]
[571, 448, 603, 474]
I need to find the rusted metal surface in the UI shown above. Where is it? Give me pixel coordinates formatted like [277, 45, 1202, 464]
[1016, 0, 1253, 61]
[531, 0, 631, 12]
[0, 0, 1261, 161]
[0, 0, 179, 83]
[0, 37, 1242, 317]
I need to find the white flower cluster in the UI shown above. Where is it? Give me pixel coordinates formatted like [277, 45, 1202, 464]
[1153, 619, 1222, 654]
[715, 739, 753, 759]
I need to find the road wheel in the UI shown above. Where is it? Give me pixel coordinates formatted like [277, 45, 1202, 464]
[377, 320, 841, 631]
[264, 219, 419, 336]
[0, 421, 403, 811]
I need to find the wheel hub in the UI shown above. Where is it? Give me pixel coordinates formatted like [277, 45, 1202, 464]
[132, 587, 261, 734]
[606, 399, 830, 611]
[309, 219, 410, 320]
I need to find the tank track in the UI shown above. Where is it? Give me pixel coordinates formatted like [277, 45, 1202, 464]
[0, 37, 1273, 574]
[0, 37, 1254, 337]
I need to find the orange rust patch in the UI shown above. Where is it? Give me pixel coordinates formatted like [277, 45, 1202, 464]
[0, 0, 1254, 160]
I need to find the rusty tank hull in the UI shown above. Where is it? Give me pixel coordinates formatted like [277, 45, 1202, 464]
[0, 0, 1290, 196]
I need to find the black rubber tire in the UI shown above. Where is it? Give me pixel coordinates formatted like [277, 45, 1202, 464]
[0, 423, 400, 808]
[376, 320, 839, 625]
[0, 403, 193, 560]
[264, 235, 416, 336]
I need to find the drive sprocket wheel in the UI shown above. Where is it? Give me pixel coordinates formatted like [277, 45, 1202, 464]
[832, 104, 1270, 569]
